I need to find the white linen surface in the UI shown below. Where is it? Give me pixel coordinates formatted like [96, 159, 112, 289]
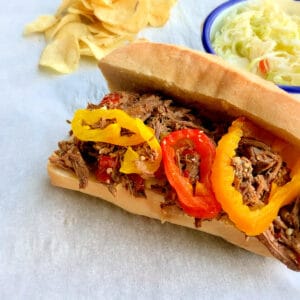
[1, 0, 300, 299]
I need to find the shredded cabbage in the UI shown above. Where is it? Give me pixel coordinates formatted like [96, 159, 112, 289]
[212, 0, 300, 86]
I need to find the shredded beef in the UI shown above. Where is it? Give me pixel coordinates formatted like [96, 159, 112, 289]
[50, 141, 89, 189]
[231, 137, 290, 208]
[176, 144, 201, 186]
[160, 187, 183, 211]
[118, 93, 206, 140]
[145, 99, 204, 140]
[194, 218, 203, 228]
[258, 198, 300, 271]
[121, 94, 164, 121]
[77, 140, 99, 165]
[124, 174, 146, 198]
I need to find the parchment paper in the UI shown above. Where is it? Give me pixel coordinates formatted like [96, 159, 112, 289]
[1, 1, 299, 299]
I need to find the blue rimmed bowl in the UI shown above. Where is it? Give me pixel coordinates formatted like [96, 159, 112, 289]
[201, 0, 300, 94]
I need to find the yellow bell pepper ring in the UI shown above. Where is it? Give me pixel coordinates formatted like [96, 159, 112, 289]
[71, 108, 162, 175]
[71, 108, 147, 146]
[211, 117, 300, 236]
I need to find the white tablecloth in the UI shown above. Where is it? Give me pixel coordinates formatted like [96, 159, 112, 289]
[1, 1, 300, 298]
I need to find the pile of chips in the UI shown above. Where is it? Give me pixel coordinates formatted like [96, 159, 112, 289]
[24, 0, 177, 74]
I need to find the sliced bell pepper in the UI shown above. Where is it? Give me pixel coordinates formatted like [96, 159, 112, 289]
[161, 129, 221, 219]
[71, 108, 161, 175]
[211, 117, 300, 236]
[72, 108, 147, 146]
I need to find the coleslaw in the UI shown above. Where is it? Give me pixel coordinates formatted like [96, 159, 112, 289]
[212, 0, 300, 86]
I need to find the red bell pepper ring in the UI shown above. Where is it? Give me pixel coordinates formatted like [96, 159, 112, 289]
[161, 129, 221, 219]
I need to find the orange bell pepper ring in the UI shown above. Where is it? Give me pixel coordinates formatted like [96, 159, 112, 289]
[211, 117, 300, 236]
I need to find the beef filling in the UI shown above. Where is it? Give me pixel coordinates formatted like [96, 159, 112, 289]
[49, 140, 89, 189]
[231, 137, 290, 208]
[176, 144, 201, 186]
[258, 198, 300, 271]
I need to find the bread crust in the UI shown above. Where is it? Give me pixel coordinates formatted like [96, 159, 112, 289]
[47, 161, 271, 257]
[98, 41, 300, 147]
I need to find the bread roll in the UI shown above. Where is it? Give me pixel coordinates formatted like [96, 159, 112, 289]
[48, 41, 300, 268]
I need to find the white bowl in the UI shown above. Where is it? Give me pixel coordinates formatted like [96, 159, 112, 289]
[201, 0, 300, 94]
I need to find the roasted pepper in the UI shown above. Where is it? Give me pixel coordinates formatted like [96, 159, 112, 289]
[72, 108, 161, 175]
[211, 117, 300, 236]
[161, 129, 221, 219]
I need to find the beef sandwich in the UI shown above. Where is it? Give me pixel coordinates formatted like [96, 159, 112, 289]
[48, 41, 300, 271]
